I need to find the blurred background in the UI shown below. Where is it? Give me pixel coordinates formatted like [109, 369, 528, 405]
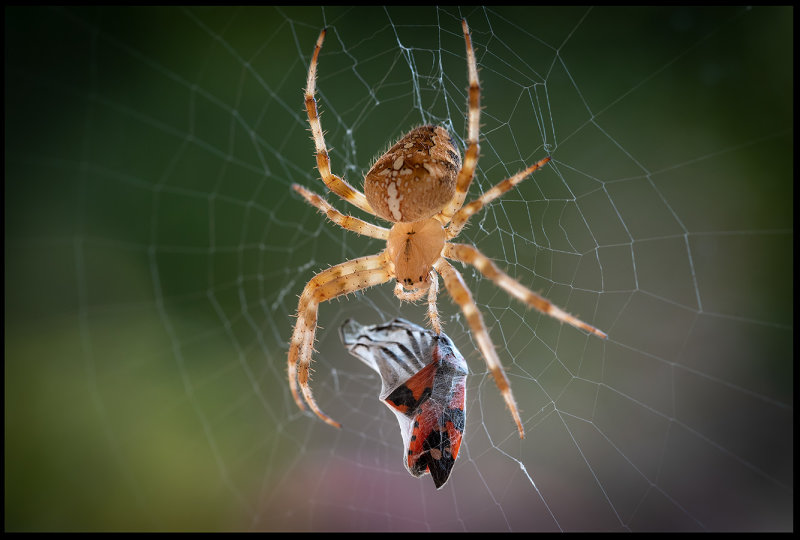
[5, 6, 792, 532]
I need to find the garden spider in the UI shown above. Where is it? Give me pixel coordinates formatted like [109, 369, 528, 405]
[288, 19, 607, 438]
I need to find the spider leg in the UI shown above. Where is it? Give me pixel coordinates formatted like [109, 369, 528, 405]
[434, 258, 525, 438]
[440, 19, 481, 223]
[391, 270, 441, 334]
[305, 28, 375, 216]
[444, 243, 607, 339]
[293, 184, 389, 240]
[289, 254, 392, 427]
[427, 270, 441, 334]
[446, 156, 552, 240]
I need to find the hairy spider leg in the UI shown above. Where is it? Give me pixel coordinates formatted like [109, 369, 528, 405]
[289, 255, 392, 427]
[435, 258, 525, 438]
[446, 157, 552, 240]
[444, 243, 607, 339]
[440, 19, 481, 222]
[304, 29, 375, 216]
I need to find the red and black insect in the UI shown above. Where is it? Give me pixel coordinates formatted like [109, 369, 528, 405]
[340, 318, 468, 489]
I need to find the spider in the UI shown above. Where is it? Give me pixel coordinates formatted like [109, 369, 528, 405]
[288, 19, 607, 439]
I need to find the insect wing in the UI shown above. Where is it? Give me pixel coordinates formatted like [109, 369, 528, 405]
[403, 336, 467, 489]
[383, 358, 437, 415]
[340, 318, 431, 401]
[340, 318, 468, 489]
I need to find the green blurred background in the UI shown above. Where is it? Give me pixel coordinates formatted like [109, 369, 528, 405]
[5, 6, 792, 532]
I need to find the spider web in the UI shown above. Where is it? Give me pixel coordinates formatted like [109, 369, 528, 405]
[5, 5, 793, 532]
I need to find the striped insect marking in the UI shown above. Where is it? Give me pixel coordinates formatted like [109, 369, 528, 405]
[340, 318, 468, 489]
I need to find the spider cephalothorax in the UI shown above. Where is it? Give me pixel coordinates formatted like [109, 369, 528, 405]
[386, 218, 445, 289]
[288, 20, 607, 439]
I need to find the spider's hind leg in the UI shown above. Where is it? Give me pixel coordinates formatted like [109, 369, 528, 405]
[304, 28, 375, 215]
[440, 19, 482, 222]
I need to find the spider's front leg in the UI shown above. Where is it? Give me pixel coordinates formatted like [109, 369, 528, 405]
[434, 258, 525, 438]
[289, 254, 391, 428]
[427, 271, 441, 335]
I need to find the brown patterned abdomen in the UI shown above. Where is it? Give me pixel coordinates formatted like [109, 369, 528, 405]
[365, 125, 461, 223]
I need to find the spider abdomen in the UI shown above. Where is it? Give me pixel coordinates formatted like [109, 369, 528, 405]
[365, 125, 461, 223]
